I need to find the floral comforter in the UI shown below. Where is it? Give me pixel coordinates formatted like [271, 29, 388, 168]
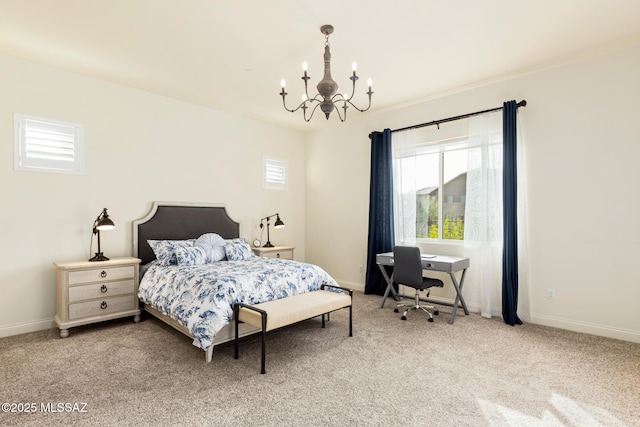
[138, 257, 338, 350]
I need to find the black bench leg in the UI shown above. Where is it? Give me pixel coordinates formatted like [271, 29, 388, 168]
[261, 313, 267, 374]
[349, 304, 353, 337]
[321, 312, 332, 328]
[234, 304, 239, 359]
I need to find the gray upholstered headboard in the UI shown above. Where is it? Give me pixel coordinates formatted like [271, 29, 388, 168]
[133, 202, 240, 265]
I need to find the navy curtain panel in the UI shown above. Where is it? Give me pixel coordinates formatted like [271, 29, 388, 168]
[502, 100, 523, 325]
[365, 129, 395, 295]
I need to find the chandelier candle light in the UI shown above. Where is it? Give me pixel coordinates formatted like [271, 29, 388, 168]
[280, 25, 373, 122]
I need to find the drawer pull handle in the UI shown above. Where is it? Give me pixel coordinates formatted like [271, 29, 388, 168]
[100, 285, 108, 293]
[100, 301, 108, 310]
[100, 271, 107, 278]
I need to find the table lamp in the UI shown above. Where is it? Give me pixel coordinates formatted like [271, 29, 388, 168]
[260, 213, 284, 247]
[89, 208, 115, 261]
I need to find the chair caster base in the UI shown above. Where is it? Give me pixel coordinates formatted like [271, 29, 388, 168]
[394, 308, 399, 313]
[428, 318, 434, 323]
[434, 310, 439, 315]
[401, 316, 407, 320]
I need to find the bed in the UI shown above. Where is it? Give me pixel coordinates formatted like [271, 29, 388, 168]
[133, 201, 338, 362]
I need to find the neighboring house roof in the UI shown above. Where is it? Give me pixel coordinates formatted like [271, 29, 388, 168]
[416, 172, 467, 196]
[417, 186, 437, 195]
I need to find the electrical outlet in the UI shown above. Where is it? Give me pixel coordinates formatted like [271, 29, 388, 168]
[547, 288, 555, 300]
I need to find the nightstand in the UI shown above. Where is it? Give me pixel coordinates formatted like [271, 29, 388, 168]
[54, 257, 141, 338]
[251, 246, 295, 260]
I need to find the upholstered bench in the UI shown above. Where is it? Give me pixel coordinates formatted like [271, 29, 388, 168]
[234, 284, 353, 374]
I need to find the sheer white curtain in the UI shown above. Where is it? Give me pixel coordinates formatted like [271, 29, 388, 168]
[392, 128, 418, 246]
[515, 115, 531, 321]
[464, 111, 503, 318]
[391, 111, 530, 320]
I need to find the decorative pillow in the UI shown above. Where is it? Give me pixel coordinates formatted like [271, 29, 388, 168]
[147, 239, 195, 266]
[195, 233, 226, 263]
[175, 246, 207, 266]
[224, 238, 255, 261]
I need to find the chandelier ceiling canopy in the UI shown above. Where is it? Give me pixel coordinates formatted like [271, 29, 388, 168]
[280, 25, 373, 122]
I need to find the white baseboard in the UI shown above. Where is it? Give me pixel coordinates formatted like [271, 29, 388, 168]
[529, 314, 640, 343]
[0, 318, 55, 338]
[333, 282, 639, 344]
[336, 280, 364, 293]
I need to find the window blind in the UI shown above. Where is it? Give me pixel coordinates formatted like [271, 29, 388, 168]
[15, 114, 84, 174]
[264, 157, 287, 190]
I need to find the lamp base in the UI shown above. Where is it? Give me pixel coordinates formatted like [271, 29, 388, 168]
[262, 242, 274, 248]
[89, 252, 110, 262]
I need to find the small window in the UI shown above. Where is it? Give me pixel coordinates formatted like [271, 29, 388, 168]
[264, 157, 287, 191]
[14, 114, 84, 174]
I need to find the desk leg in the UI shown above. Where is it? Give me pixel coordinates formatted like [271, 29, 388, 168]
[377, 264, 398, 308]
[448, 268, 469, 324]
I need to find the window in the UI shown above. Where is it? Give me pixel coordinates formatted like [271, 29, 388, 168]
[393, 113, 503, 245]
[264, 157, 287, 190]
[14, 114, 84, 174]
[415, 147, 468, 241]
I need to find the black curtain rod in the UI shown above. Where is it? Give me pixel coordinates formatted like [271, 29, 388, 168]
[391, 100, 527, 133]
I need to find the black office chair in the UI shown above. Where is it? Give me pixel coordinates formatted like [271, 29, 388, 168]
[393, 246, 444, 322]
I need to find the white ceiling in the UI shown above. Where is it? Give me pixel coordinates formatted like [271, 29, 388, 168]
[1, 1, 640, 132]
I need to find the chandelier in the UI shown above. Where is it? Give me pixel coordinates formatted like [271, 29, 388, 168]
[279, 25, 373, 122]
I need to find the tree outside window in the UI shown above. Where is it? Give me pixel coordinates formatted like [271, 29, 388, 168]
[415, 149, 468, 241]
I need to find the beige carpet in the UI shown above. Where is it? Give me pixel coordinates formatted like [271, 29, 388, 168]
[1, 292, 638, 426]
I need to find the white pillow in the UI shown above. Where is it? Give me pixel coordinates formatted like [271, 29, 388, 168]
[195, 233, 226, 262]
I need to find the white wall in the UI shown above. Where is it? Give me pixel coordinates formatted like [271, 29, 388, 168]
[2, 43, 639, 344]
[305, 44, 640, 343]
[0, 53, 305, 337]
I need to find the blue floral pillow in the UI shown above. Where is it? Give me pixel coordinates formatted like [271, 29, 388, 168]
[147, 239, 195, 266]
[224, 238, 255, 261]
[175, 246, 207, 266]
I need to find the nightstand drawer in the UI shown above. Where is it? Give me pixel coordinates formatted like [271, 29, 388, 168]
[251, 246, 295, 259]
[261, 250, 293, 260]
[68, 279, 135, 303]
[68, 266, 134, 285]
[68, 295, 136, 320]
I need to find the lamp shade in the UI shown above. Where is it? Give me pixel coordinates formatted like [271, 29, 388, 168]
[96, 215, 115, 230]
[274, 215, 285, 229]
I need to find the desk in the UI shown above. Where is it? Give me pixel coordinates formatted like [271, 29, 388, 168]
[376, 252, 470, 324]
